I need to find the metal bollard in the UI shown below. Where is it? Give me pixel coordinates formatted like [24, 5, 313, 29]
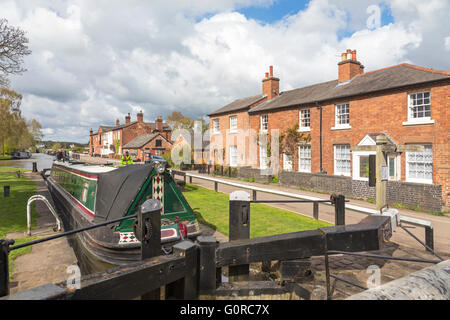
[3, 186, 10, 198]
[32, 162, 38, 173]
[228, 191, 250, 281]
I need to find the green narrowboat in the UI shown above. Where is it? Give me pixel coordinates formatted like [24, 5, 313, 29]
[46, 160, 201, 273]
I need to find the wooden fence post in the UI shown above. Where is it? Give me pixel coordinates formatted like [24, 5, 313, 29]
[313, 202, 319, 220]
[170, 241, 198, 299]
[228, 191, 250, 281]
[425, 226, 434, 252]
[197, 236, 218, 296]
[332, 194, 345, 226]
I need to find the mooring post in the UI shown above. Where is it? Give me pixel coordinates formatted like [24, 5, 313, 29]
[228, 191, 250, 281]
[135, 199, 161, 300]
[0, 239, 14, 298]
[214, 181, 218, 192]
[189, 176, 192, 184]
[221, 165, 224, 176]
[252, 189, 257, 201]
[171, 241, 198, 299]
[197, 236, 218, 295]
[32, 162, 38, 173]
[3, 186, 10, 198]
[208, 164, 210, 175]
[332, 194, 345, 226]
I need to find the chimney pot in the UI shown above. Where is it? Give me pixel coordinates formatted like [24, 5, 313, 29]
[116, 119, 120, 126]
[270, 66, 273, 77]
[352, 50, 357, 61]
[265, 72, 269, 78]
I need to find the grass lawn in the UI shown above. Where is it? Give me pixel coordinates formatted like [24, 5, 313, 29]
[0, 155, 12, 160]
[0, 167, 38, 277]
[183, 184, 331, 238]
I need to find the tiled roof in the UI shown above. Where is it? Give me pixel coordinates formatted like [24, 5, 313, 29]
[122, 133, 172, 149]
[208, 94, 266, 116]
[249, 64, 450, 113]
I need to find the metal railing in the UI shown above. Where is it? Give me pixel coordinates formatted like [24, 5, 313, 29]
[173, 170, 435, 251]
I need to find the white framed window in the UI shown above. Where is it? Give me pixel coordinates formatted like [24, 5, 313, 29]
[406, 144, 433, 184]
[388, 154, 401, 181]
[334, 144, 351, 176]
[403, 91, 434, 125]
[213, 119, 220, 134]
[352, 151, 374, 181]
[229, 145, 238, 167]
[229, 116, 237, 133]
[260, 115, 268, 132]
[299, 109, 310, 132]
[298, 145, 311, 173]
[332, 103, 351, 130]
[283, 153, 293, 171]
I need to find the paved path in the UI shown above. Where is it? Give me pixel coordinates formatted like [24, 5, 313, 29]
[7, 172, 78, 294]
[184, 171, 450, 256]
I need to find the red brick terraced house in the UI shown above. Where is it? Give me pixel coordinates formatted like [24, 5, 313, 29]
[89, 112, 172, 161]
[208, 50, 450, 212]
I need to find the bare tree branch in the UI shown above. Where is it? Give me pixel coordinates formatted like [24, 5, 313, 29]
[0, 18, 32, 85]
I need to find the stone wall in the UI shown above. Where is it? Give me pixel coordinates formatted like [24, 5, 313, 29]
[387, 181, 443, 212]
[238, 166, 273, 183]
[273, 170, 443, 211]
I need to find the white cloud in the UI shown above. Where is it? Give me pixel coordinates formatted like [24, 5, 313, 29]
[1, 0, 448, 143]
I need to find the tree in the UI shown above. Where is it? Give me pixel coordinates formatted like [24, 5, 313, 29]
[0, 19, 32, 86]
[0, 87, 22, 154]
[167, 111, 194, 130]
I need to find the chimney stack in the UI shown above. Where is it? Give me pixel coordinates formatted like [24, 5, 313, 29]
[125, 113, 131, 124]
[262, 65, 280, 100]
[156, 116, 163, 131]
[137, 110, 144, 123]
[338, 49, 364, 82]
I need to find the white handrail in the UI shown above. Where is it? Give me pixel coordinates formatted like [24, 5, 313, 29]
[27, 195, 62, 236]
[182, 172, 433, 229]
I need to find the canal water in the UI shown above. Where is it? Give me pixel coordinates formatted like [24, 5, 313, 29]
[0, 153, 55, 171]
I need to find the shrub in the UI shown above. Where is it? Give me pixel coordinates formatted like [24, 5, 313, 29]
[272, 175, 278, 183]
[249, 176, 255, 183]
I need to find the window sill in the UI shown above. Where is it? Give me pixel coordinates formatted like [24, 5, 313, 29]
[297, 127, 311, 132]
[405, 178, 433, 185]
[331, 125, 352, 130]
[402, 119, 435, 126]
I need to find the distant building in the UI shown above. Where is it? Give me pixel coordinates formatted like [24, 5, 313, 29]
[89, 111, 172, 161]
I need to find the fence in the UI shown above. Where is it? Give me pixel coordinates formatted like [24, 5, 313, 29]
[172, 170, 435, 252]
[2, 188, 415, 300]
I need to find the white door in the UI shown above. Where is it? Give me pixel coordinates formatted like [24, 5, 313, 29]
[229, 146, 238, 167]
[259, 145, 267, 169]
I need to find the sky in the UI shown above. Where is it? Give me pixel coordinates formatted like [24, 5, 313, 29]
[1, 0, 449, 143]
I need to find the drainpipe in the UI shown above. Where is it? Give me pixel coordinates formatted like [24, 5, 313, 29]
[316, 102, 323, 173]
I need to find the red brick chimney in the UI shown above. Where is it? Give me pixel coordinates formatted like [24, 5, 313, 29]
[137, 110, 144, 123]
[338, 49, 364, 82]
[116, 119, 120, 126]
[156, 116, 163, 131]
[125, 113, 131, 124]
[262, 66, 280, 100]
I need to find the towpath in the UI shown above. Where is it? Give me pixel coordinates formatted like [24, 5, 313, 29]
[7, 172, 78, 294]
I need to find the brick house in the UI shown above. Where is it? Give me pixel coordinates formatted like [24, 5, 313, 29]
[122, 133, 173, 161]
[208, 50, 450, 211]
[89, 112, 172, 159]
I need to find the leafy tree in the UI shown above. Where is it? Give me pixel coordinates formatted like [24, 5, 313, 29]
[0, 19, 32, 86]
[52, 142, 62, 151]
[167, 111, 194, 130]
[0, 87, 22, 154]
